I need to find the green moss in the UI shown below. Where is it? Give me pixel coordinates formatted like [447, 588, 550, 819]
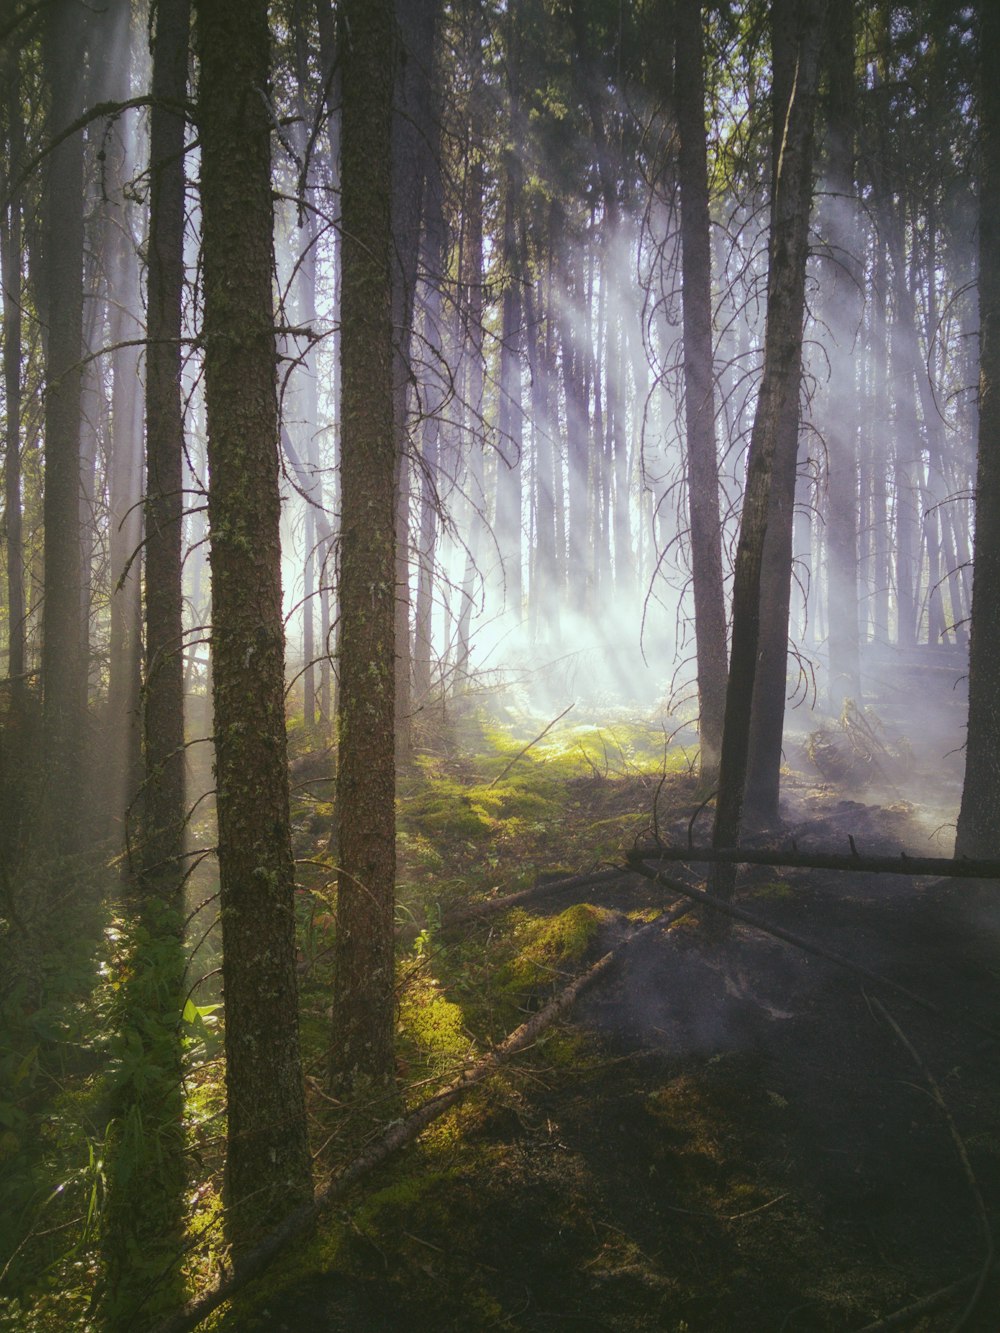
[748, 880, 795, 901]
[398, 979, 471, 1069]
[500, 902, 608, 994]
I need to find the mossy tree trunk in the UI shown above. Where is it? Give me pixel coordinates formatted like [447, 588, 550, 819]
[197, 0, 313, 1249]
[330, 0, 399, 1097]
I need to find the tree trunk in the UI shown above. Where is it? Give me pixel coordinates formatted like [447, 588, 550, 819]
[495, 16, 524, 620]
[197, 0, 313, 1248]
[330, 0, 399, 1097]
[956, 0, 1000, 859]
[390, 0, 440, 763]
[710, 0, 826, 892]
[742, 0, 826, 829]
[820, 0, 862, 707]
[674, 0, 728, 781]
[41, 0, 87, 854]
[143, 0, 190, 888]
[1, 53, 25, 700]
[98, 0, 144, 845]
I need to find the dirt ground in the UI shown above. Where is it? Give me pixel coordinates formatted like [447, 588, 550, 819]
[249, 783, 1000, 1333]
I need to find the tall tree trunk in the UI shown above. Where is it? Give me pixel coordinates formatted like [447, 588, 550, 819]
[95, 0, 144, 844]
[413, 102, 448, 708]
[41, 0, 87, 854]
[956, 0, 1000, 858]
[390, 0, 440, 762]
[743, 0, 826, 828]
[197, 0, 313, 1247]
[495, 15, 524, 620]
[330, 0, 399, 1096]
[1, 52, 25, 702]
[710, 0, 826, 891]
[674, 0, 728, 781]
[143, 0, 190, 887]
[821, 0, 862, 706]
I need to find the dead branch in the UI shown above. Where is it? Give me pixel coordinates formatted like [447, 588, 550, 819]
[627, 860, 1000, 1042]
[486, 702, 575, 789]
[441, 866, 635, 928]
[149, 903, 689, 1333]
[870, 997, 994, 1332]
[627, 844, 1000, 880]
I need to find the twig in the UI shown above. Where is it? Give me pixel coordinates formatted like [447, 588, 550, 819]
[486, 703, 575, 789]
[869, 997, 995, 1332]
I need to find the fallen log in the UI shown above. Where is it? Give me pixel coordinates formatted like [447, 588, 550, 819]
[441, 866, 638, 929]
[627, 844, 1000, 880]
[149, 900, 691, 1333]
[628, 860, 1000, 1042]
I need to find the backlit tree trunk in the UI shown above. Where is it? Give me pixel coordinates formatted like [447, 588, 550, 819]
[711, 0, 826, 891]
[743, 0, 826, 828]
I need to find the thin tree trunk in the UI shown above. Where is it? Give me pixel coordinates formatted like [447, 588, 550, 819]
[143, 0, 190, 887]
[41, 0, 87, 854]
[674, 0, 728, 781]
[821, 0, 862, 706]
[1, 56, 25, 699]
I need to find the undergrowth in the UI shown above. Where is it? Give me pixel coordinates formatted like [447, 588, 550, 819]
[0, 705, 693, 1330]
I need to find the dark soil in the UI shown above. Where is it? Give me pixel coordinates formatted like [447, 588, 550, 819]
[251, 790, 1000, 1332]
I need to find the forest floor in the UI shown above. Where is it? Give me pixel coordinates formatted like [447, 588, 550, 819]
[3, 697, 997, 1332]
[228, 706, 1000, 1333]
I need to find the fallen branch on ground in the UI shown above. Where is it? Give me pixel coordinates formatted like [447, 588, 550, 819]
[149, 900, 691, 1333]
[626, 844, 1000, 879]
[628, 861, 1000, 1042]
[441, 866, 636, 928]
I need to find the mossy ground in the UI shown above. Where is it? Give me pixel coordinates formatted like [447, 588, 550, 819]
[4, 711, 1000, 1330]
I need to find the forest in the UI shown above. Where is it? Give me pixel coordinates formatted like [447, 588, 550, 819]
[1, 0, 999, 1329]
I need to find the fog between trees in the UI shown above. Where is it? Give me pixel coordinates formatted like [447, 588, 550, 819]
[1, 0, 998, 1325]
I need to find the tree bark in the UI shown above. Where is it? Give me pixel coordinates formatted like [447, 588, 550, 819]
[674, 0, 728, 782]
[1, 50, 25, 700]
[956, 0, 1000, 859]
[820, 0, 862, 707]
[330, 0, 399, 1096]
[41, 0, 87, 854]
[741, 0, 826, 830]
[710, 0, 826, 893]
[143, 0, 190, 888]
[197, 0, 313, 1248]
